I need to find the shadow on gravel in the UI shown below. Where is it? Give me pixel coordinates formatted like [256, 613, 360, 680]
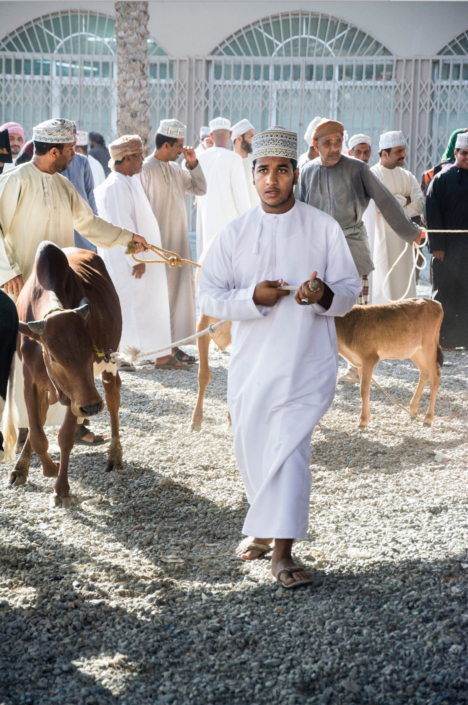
[1, 549, 467, 705]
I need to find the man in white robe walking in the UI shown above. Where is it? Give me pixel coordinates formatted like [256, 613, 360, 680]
[195, 126, 213, 159]
[140, 119, 206, 366]
[199, 127, 361, 588]
[76, 131, 106, 189]
[196, 117, 250, 259]
[298, 116, 321, 170]
[371, 131, 424, 303]
[95, 135, 172, 370]
[231, 119, 260, 208]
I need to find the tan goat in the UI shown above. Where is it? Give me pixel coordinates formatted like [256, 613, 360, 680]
[190, 298, 443, 431]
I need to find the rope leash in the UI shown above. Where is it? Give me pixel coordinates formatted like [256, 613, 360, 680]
[125, 241, 200, 269]
[371, 376, 426, 423]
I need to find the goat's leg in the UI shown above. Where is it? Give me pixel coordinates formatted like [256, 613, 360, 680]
[409, 351, 430, 419]
[424, 347, 441, 426]
[51, 407, 77, 508]
[102, 369, 122, 472]
[190, 315, 212, 432]
[359, 359, 376, 428]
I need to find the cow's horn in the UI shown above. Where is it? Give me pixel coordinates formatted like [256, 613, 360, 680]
[74, 303, 90, 321]
[27, 320, 46, 335]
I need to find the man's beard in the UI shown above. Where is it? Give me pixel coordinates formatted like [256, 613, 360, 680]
[241, 137, 252, 154]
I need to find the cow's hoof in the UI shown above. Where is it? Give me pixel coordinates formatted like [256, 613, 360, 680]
[50, 494, 72, 509]
[105, 459, 122, 472]
[358, 422, 369, 429]
[423, 419, 433, 427]
[9, 469, 28, 486]
[189, 421, 202, 432]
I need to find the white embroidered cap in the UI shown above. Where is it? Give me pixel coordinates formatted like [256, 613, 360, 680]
[157, 119, 186, 139]
[33, 118, 74, 143]
[348, 133, 372, 150]
[379, 130, 405, 151]
[209, 117, 231, 132]
[252, 126, 297, 161]
[455, 132, 468, 150]
[76, 131, 89, 147]
[231, 119, 255, 141]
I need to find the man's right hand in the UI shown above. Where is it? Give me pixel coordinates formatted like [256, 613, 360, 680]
[412, 233, 422, 245]
[3, 274, 24, 297]
[253, 279, 290, 307]
[432, 250, 445, 261]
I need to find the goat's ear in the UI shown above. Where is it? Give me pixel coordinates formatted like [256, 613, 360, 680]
[18, 320, 44, 342]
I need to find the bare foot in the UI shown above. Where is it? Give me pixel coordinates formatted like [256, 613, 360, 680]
[235, 537, 273, 560]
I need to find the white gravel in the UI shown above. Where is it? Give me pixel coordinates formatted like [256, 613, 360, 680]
[1, 274, 468, 704]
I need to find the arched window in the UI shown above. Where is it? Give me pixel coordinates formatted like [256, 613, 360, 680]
[0, 10, 166, 56]
[439, 30, 468, 56]
[213, 11, 391, 58]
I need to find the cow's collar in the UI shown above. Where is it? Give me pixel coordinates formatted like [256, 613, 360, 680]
[39, 308, 115, 364]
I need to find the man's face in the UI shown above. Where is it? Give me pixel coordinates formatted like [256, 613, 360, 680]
[382, 145, 406, 169]
[126, 151, 144, 176]
[313, 132, 343, 167]
[167, 138, 184, 161]
[202, 136, 213, 149]
[241, 128, 255, 154]
[9, 132, 24, 156]
[253, 156, 298, 208]
[54, 142, 76, 172]
[455, 148, 468, 170]
[349, 143, 372, 164]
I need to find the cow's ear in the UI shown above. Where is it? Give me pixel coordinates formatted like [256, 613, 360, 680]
[18, 321, 44, 342]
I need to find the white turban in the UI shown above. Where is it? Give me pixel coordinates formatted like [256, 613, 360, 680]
[231, 119, 254, 141]
[379, 131, 405, 152]
[304, 117, 322, 146]
[158, 119, 186, 139]
[209, 117, 231, 132]
[33, 118, 74, 144]
[348, 134, 372, 150]
[455, 133, 468, 150]
[199, 126, 210, 139]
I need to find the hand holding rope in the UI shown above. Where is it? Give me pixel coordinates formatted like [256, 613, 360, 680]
[125, 242, 200, 269]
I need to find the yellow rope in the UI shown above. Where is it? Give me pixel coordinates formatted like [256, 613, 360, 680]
[371, 377, 426, 423]
[125, 242, 200, 269]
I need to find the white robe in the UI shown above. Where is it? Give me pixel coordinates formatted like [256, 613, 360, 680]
[196, 146, 251, 259]
[371, 164, 424, 303]
[88, 155, 106, 189]
[362, 199, 376, 303]
[95, 171, 171, 357]
[242, 154, 260, 208]
[199, 201, 361, 538]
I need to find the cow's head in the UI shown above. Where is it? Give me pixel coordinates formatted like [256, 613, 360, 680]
[18, 299, 104, 418]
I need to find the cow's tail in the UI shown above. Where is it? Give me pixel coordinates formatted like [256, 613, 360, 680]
[3, 355, 18, 462]
[436, 344, 444, 368]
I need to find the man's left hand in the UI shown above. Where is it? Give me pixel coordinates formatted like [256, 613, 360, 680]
[132, 233, 150, 253]
[132, 264, 146, 279]
[295, 271, 325, 306]
[182, 147, 198, 169]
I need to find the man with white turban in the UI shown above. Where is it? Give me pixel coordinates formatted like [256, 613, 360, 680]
[199, 126, 361, 588]
[0, 122, 25, 173]
[371, 131, 424, 303]
[95, 135, 172, 369]
[196, 117, 250, 259]
[298, 117, 321, 170]
[231, 118, 260, 207]
[140, 119, 206, 365]
[75, 130, 106, 188]
[0, 118, 150, 443]
[297, 119, 421, 311]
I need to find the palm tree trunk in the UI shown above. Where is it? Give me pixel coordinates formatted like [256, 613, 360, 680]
[114, 1, 152, 153]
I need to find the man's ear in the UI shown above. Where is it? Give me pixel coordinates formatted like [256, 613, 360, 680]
[18, 320, 44, 342]
[293, 168, 299, 186]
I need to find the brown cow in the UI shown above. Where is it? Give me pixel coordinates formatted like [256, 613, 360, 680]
[190, 298, 443, 431]
[11, 242, 123, 507]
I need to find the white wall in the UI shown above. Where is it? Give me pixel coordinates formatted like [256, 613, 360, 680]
[1, 1, 468, 57]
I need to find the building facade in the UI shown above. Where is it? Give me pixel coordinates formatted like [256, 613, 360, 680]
[1, 2, 468, 178]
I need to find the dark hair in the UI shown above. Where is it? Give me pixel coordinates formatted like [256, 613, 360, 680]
[379, 148, 393, 158]
[33, 141, 64, 156]
[113, 157, 125, 166]
[155, 133, 178, 149]
[77, 144, 88, 155]
[252, 158, 298, 171]
[88, 131, 106, 146]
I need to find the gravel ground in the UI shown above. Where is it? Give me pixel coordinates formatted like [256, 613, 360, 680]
[1, 270, 468, 705]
